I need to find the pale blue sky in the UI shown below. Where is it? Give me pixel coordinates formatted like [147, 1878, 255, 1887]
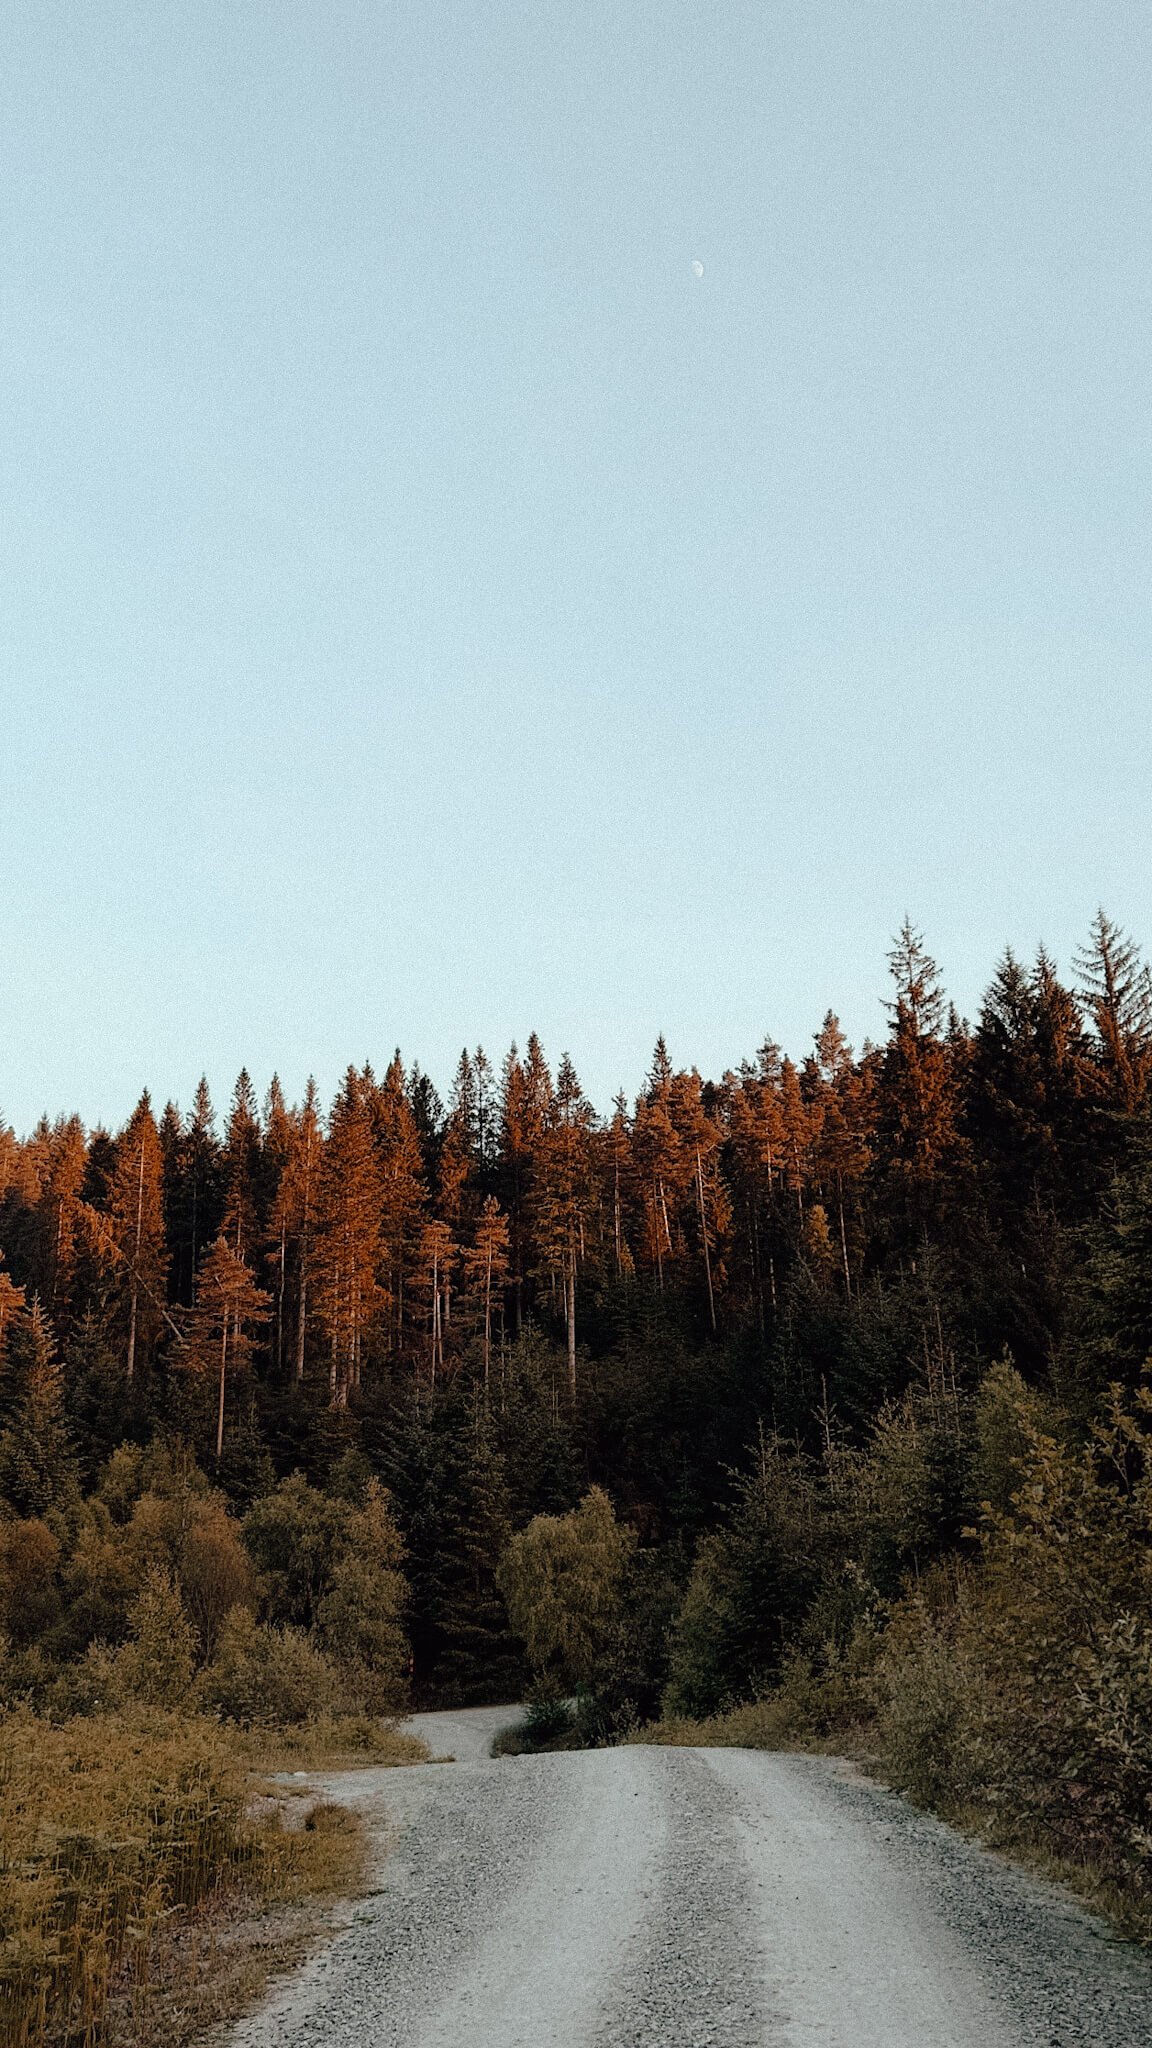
[3, 2, 1150, 1132]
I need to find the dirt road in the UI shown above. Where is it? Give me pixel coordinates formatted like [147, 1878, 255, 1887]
[231, 1707, 1152, 2048]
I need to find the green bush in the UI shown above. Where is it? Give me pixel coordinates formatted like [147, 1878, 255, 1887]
[497, 1487, 636, 1698]
[200, 1607, 345, 1727]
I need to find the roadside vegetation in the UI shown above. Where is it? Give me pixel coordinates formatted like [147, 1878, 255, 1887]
[5, 912, 1152, 1995]
[0, 1447, 421, 2045]
[0, 1708, 375, 2048]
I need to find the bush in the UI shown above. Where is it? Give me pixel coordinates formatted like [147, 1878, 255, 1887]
[490, 1698, 579, 1756]
[114, 1564, 198, 1708]
[0, 1518, 59, 1647]
[200, 1607, 345, 1727]
[497, 1487, 636, 1698]
[314, 1481, 409, 1712]
[241, 1475, 349, 1629]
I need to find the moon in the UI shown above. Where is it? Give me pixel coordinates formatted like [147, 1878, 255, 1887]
[692, 259, 704, 278]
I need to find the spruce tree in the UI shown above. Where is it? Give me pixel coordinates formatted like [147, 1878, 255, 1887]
[105, 1095, 169, 1379]
[0, 1298, 76, 1515]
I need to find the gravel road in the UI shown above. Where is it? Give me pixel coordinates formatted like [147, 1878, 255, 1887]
[231, 1707, 1152, 2048]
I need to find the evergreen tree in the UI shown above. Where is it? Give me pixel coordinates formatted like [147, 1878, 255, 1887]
[875, 923, 964, 1242]
[1077, 911, 1152, 1119]
[184, 1233, 270, 1460]
[270, 1079, 321, 1383]
[0, 1298, 76, 1515]
[315, 1071, 383, 1406]
[103, 1094, 169, 1379]
[463, 1195, 511, 1392]
[371, 1054, 427, 1351]
[221, 1069, 262, 1258]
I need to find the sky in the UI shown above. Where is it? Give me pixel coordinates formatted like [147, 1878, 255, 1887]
[2, 1, 1151, 1134]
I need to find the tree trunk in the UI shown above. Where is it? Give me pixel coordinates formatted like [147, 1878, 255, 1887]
[483, 1253, 492, 1393]
[696, 1147, 716, 1334]
[566, 1256, 577, 1404]
[127, 1140, 145, 1379]
[126, 1283, 138, 1382]
[295, 1261, 307, 1381]
[277, 1225, 286, 1371]
[216, 1323, 228, 1461]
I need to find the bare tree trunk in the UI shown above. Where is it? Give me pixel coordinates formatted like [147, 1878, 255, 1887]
[295, 1261, 307, 1381]
[652, 1185, 664, 1294]
[750, 1204, 765, 1336]
[695, 1147, 716, 1334]
[566, 1254, 577, 1403]
[277, 1224, 286, 1371]
[216, 1323, 228, 1460]
[127, 1141, 145, 1380]
[483, 1253, 492, 1394]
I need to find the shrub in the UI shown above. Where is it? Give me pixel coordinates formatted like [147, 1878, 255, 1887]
[315, 1481, 409, 1712]
[241, 1475, 349, 1630]
[497, 1487, 636, 1698]
[0, 1519, 59, 1647]
[200, 1608, 344, 1727]
[114, 1565, 198, 1709]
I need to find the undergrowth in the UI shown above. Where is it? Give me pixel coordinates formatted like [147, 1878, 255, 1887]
[227, 1713, 428, 1773]
[0, 1708, 403, 2048]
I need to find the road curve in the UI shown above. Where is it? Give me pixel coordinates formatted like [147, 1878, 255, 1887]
[232, 1712, 1152, 2048]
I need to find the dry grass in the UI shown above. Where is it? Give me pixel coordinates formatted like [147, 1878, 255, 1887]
[0, 1711, 388, 2048]
[100, 1797, 369, 2048]
[227, 1713, 428, 1774]
[629, 1683, 873, 1754]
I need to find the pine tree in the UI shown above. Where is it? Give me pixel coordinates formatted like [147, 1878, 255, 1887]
[270, 1079, 321, 1382]
[370, 1054, 427, 1352]
[1076, 912, 1152, 1118]
[876, 924, 964, 1240]
[185, 1232, 270, 1460]
[0, 1257, 26, 1362]
[498, 1037, 553, 1332]
[315, 1072, 383, 1406]
[632, 1045, 685, 1292]
[427, 1421, 521, 1704]
[221, 1069, 262, 1258]
[535, 1055, 598, 1398]
[164, 1079, 225, 1306]
[0, 1298, 76, 1514]
[464, 1195, 511, 1391]
[417, 1218, 456, 1385]
[668, 1068, 726, 1332]
[806, 1013, 871, 1298]
[24, 1114, 87, 1315]
[262, 1076, 295, 1373]
[439, 1051, 479, 1244]
[103, 1095, 169, 1378]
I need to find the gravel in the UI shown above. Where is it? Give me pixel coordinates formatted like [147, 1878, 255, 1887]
[227, 1714, 1152, 2048]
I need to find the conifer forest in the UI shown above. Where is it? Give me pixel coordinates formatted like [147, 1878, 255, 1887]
[6, 914, 1152, 1966]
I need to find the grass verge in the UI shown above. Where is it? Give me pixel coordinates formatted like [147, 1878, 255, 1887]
[0, 1708, 422, 2047]
[226, 1713, 428, 1774]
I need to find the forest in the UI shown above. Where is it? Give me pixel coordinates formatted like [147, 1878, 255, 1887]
[5, 911, 1152, 2027]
